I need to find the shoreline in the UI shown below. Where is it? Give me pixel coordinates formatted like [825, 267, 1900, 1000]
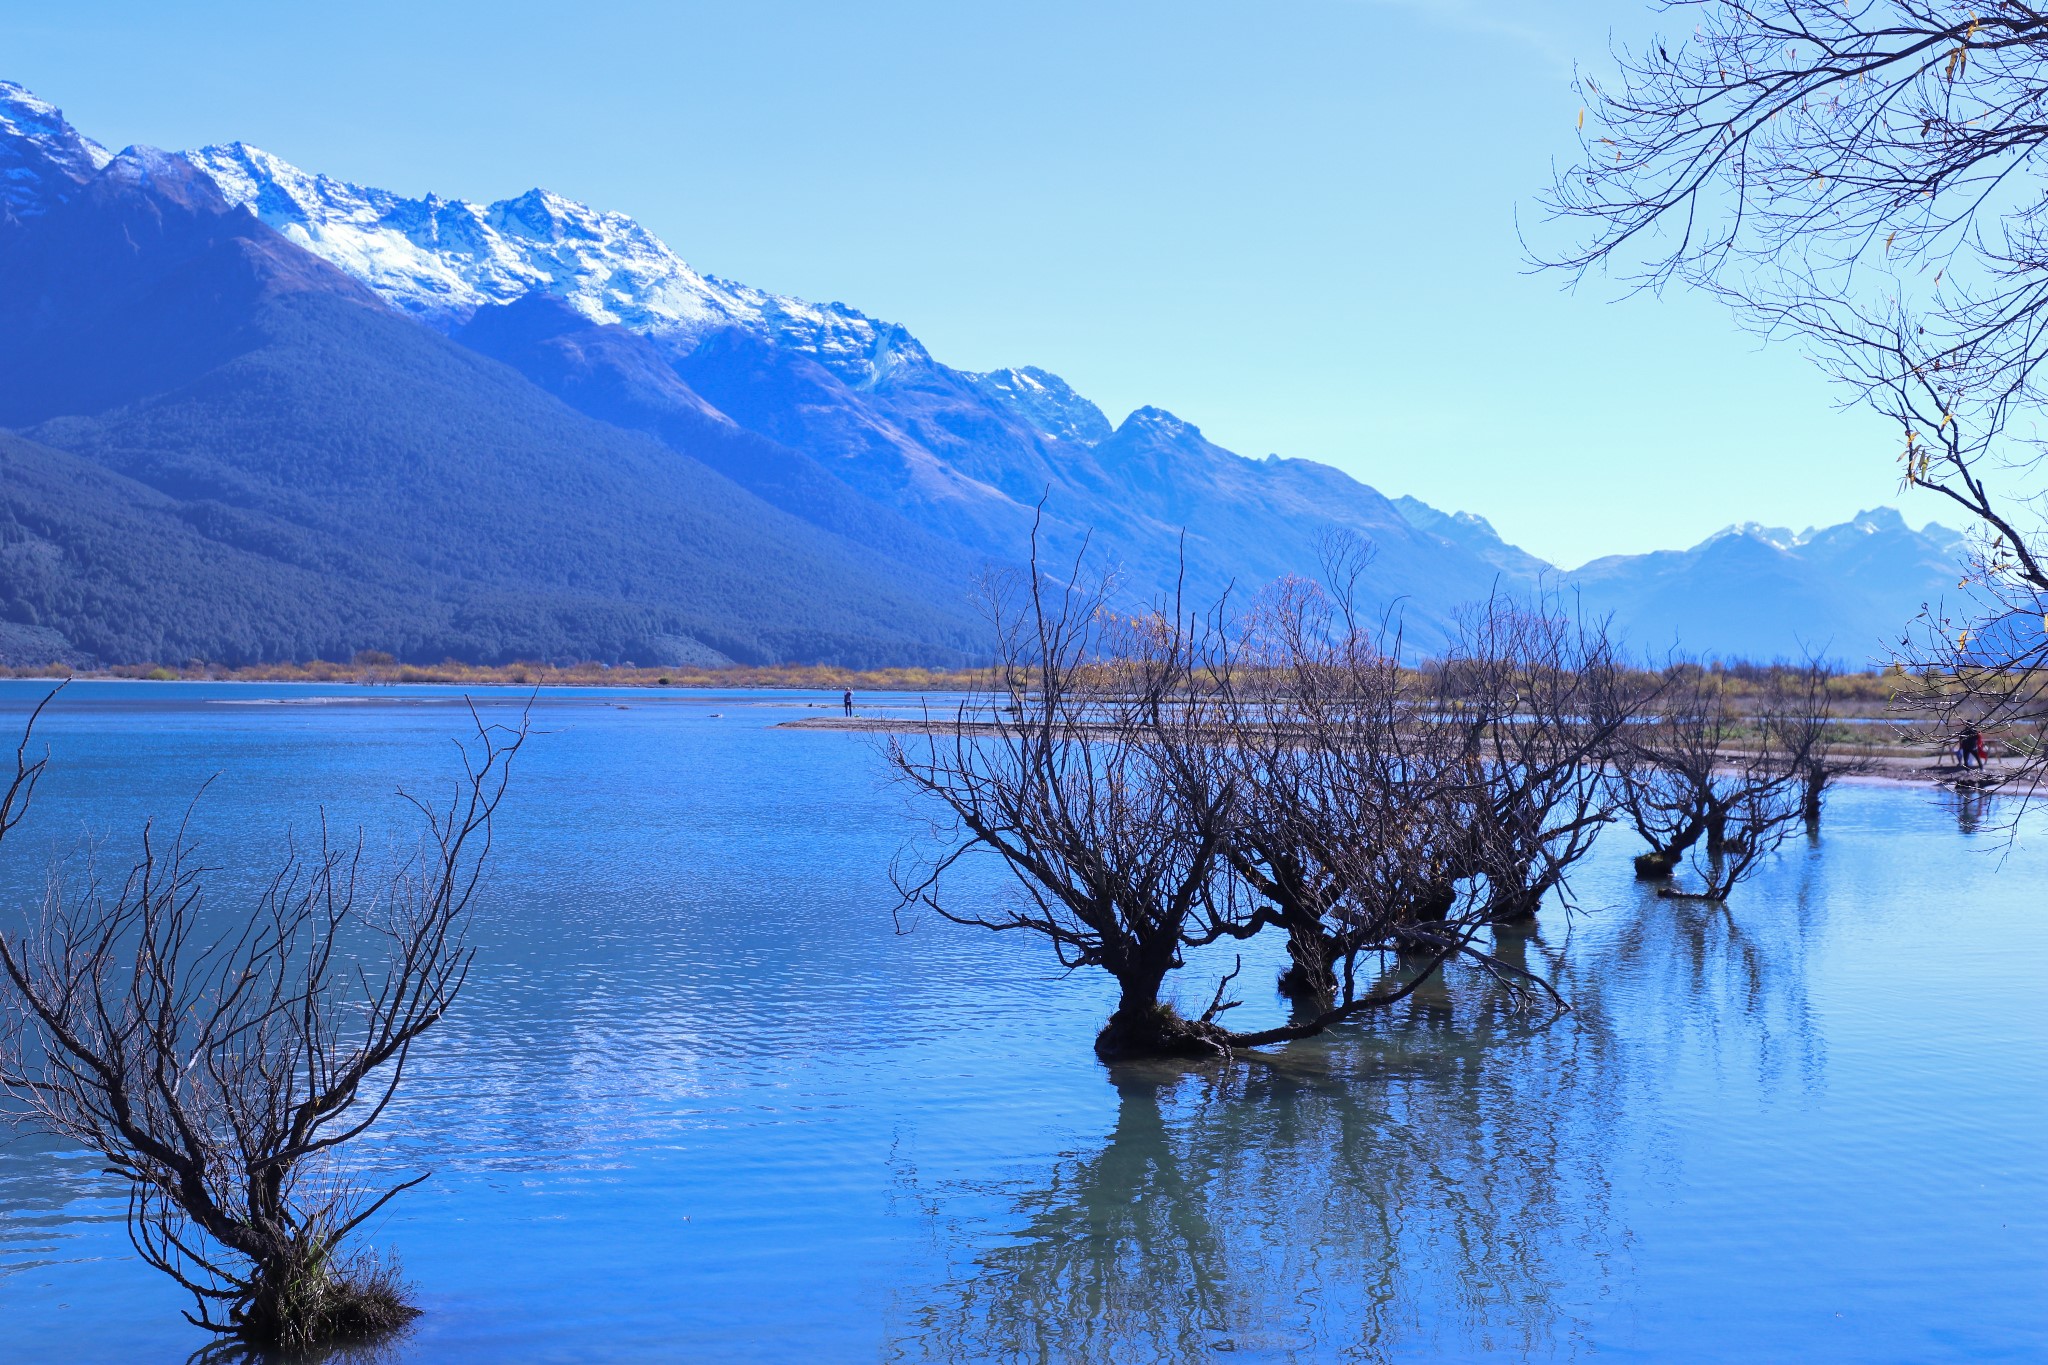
[778, 715, 2019, 790]
[0, 663, 1912, 707]
[0, 667, 993, 692]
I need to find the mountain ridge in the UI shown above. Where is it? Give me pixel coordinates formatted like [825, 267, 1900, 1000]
[0, 79, 1974, 667]
[0, 103, 987, 666]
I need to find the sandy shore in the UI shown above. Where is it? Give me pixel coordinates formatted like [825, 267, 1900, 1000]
[778, 716, 2023, 790]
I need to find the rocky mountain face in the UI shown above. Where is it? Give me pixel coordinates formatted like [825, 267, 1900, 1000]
[182, 139, 916, 382]
[0, 80, 1971, 667]
[0, 81, 109, 220]
[169, 111, 1552, 640]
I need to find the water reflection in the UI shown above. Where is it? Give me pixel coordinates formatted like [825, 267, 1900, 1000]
[893, 1013, 1621, 1360]
[186, 1327, 416, 1365]
[3, 694, 2043, 1362]
[1567, 876, 1823, 1098]
[892, 874, 1846, 1364]
[1948, 785, 1992, 835]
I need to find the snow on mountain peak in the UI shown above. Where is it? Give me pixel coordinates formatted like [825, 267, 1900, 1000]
[1706, 521, 1799, 551]
[175, 140, 910, 386]
[0, 80, 112, 217]
[972, 365, 1112, 446]
[1846, 506, 1908, 534]
[100, 144, 209, 192]
[0, 78, 1018, 394]
[1121, 405, 1202, 441]
[186, 141, 725, 328]
[0, 81, 100, 152]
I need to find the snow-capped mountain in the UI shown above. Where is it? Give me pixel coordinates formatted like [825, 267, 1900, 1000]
[182, 141, 921, 386]
[166, 119, 1517, 614]
[1563, 508, 1965, 663]
[0, 78, 1978, 667]
[1688, 510, 1966, 558]
[0, 82, 110, 218]
[971, 367, 1115, 447]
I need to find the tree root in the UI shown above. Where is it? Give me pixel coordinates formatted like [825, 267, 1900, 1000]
[1096, 939, 1496, 1062]
[1093, 1003, 1235, 1061]
[1633, 850, 1680, 880]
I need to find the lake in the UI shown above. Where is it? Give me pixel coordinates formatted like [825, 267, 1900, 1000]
[0, 683, 2042, 1362]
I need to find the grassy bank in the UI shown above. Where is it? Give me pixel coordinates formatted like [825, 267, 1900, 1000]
[0, 658, 996, 691]
[0, 656, 1913, 704]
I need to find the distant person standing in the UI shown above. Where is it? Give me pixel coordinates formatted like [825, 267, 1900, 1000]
[843, 689, 854, 717]
[1958, 723, 1982, 770]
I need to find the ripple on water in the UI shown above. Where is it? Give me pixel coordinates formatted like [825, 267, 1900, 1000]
[0, 685, 2041, 1362]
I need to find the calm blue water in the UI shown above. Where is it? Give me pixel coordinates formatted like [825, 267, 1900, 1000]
[0, 682, 2041, 1363]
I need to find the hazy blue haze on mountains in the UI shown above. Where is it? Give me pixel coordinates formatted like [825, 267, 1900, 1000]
[0, 80, 1975, 665]
[1567, 509, 1968, 665]
[451, 295, 983, 587]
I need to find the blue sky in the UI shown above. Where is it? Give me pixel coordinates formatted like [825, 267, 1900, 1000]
[2, 0, 1929, 566]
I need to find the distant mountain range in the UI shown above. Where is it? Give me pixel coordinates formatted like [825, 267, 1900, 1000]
[0, 81, 1967, 668]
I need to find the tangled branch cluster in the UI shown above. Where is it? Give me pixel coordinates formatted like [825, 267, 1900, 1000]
[0, 695, 525, 1350]
[1541, 0, 2048, 788]
[891, 538, 1839, 1060]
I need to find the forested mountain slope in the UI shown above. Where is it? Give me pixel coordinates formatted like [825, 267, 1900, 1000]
[0, 108, 982, 666]
[0, 80, 1973, 667]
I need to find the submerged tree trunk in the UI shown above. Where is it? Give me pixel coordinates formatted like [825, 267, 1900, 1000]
[1274, 922, 1340, 1005]
[1093, 965, 1229, 1061]
[1704, 802, 1730, 855]
[1487, 883, 1543, 926]
[1395, 883, 1458, 958]
[1803, 763, 1829, 824]
[1093, 1006, 1226, 1061]
[1632, 849, 1679, 878]
[1636, 812, 1707, 879]
[241, 1250, 299, 1348]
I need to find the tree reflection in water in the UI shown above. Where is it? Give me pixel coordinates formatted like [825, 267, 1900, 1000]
[891, 895, 1821, 1363]
[184, 1329, 415, 1365]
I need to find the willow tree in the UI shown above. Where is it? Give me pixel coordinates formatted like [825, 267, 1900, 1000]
[889, 535, 1512, 1059]
[887, 539, 1247, 1059]
[1607, 661, 1832, 899]
[1200, 566, 1424, 1005]
[1423, 597, 1633, 926]
[0, 697, 523, 1352]
[1540, 0, 2048, 792]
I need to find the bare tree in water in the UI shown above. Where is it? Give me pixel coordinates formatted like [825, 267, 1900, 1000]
[1200, 559, 1594, 1016]
[891, 530, 1574, 1058]
[1539, 0, 2048, 797]
[1769, 658, 1864, 822]
[1423, 596, 1634, 927]
[888, 533, 1248, 1059]
[1199, 558, 1415, 1006]
[1607, 662, 1831, 899]
[0, 695, 523, 1352]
